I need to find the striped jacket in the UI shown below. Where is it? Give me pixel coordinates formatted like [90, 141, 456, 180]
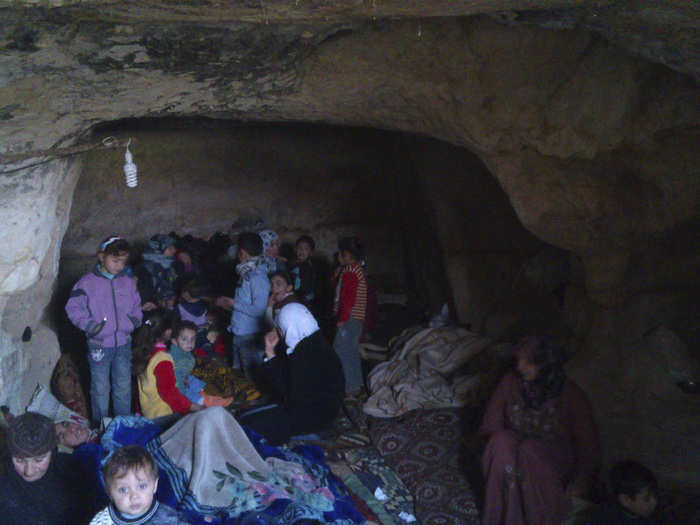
[334, 262, 367, 323]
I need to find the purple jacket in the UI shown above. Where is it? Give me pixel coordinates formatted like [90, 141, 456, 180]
[65, 266, 142, 348]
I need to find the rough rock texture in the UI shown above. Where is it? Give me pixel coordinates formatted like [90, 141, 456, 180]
[59, 122, 409, 285]
[0, 158, 81, 413]
[0, 2, 699, 490]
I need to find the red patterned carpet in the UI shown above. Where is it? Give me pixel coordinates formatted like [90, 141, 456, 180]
[368, 407, 482, 525]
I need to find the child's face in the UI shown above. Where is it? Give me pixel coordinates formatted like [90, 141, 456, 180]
[12, 451, 52, 482]
[620, 487, 657, 518]
[55, 421, 90, 447]
[99, 251, 129, 275]
[266, 240, 279, 258]
[295, 242, 312, 263]
[108, 467, 158, 517]
[338, 250, 353, 266]
[173, 328, 196, 353]
[206, 329, 219, 344]
[163, 245, 177, 258]
[270, 275, 293, 302]
[159, 296, 175, 310]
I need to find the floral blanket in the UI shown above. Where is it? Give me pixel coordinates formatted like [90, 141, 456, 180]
[73, 408, 364, 525]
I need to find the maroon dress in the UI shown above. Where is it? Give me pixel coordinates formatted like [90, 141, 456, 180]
[479, 372, 600, 525]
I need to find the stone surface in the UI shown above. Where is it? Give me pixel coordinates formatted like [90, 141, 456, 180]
[59, 122, 407, 283]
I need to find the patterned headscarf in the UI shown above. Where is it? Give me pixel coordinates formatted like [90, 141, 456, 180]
[513, 336, 568, 409]
[8, 412, 57, 458]
[148, 234, 176, 254]
[258, 229, 279, 253]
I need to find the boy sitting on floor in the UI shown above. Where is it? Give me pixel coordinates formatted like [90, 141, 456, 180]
[90, 445, 188, 525]
[586, 460, 658, 525]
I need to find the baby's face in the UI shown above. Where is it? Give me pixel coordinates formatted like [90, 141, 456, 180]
[55, 421, 90, 447]
[174, 328, 196, 353]
[108, 467, 158, 517]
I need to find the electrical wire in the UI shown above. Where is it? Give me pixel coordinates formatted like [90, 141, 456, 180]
[0, 136, 131, 175]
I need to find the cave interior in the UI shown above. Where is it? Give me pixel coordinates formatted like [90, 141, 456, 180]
[1, 0, 699, 514]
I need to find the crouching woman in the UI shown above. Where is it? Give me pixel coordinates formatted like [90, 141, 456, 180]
[480, 336, 601, 525]
[239, 302, 345, 445]
[0, 412, 94, 524]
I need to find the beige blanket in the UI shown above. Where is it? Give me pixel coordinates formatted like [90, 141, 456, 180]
[363, 327, 493, 418]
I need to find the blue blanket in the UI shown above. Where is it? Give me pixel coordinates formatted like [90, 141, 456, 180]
[73, 415, 364, 525]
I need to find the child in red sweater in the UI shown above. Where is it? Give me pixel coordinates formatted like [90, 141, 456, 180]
[332, 237, 368, 395]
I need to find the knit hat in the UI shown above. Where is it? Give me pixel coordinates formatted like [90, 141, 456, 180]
[148, 234, 176, 254]
[8, 412, 57, 458]
[258, 229, 279, 252]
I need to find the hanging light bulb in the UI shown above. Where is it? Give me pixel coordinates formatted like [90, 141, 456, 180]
[124, 138, 138, 188]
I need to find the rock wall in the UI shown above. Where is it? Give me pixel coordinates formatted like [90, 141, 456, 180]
[0, 157, 81, 413]
[59, 122, 408, 290]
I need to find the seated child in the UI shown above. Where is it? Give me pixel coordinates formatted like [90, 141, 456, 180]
[289, 235, 316, 304]
[587, 460, 658, 525]
[134, 311, 203, 419]
[170, 320, 232, 408]
[194, 321, 226, 362]
[177, 279, 208, 329]
[169, 320, 205, 405]
[90, 445, 187, 524]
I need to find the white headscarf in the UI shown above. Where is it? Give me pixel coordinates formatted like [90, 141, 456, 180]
[276, 302, 319, 354]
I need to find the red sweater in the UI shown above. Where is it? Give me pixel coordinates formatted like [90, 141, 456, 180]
[334, 263, 367, 323]
[151, 343, 191, 413]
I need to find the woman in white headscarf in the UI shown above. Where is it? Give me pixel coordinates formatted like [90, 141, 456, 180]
[238, 302, 345, 445]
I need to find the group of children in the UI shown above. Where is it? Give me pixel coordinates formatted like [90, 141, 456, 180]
[65, 229, 368, 428]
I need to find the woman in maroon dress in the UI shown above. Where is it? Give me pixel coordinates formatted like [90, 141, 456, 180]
[480, 336, 600, 525]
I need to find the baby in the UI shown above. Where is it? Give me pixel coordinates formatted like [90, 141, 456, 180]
[90, 445, 187, 524]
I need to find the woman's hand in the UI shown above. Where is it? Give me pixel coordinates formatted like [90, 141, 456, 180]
[142, 301, 157, 311]
[264, 330, 280, 359]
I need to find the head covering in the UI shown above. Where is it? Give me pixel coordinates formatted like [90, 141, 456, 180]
[276, 302, 319, 354]
[100, 236, 123, 251]
[148, 234, 176, 254]
[513, 335, 568, 409]
[8, 412, 57, 458]
[258, 229, 279, 252]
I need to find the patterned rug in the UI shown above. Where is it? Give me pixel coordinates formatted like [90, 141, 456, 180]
[369, 407, 481, 525]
